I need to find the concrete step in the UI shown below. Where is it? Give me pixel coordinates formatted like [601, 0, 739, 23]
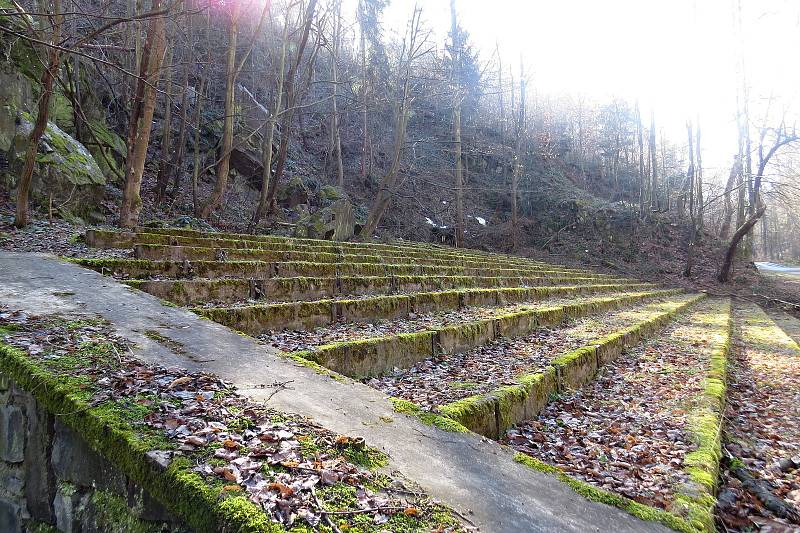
[192, 283, 658, 334]
[132, 243, 595, 274]
[85, 228, 581, 269]
[72, 257, 618, 281]
[509, 297, 733, 533]
[124, 274, 642, 306]
[0, 252, 674, 533]
[422, 293, 706, 438]
[292, 289, 683, 379]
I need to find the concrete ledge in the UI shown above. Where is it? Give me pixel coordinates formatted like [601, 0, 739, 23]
[88, 228, 597, 273]
[310, 331, 437, 378]
[188, 284, 657, 334]
[438, 293, 706, 438]
[295, 290, 680, 378]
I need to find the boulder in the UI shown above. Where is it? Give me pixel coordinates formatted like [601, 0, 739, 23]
[293, 197, 357, 241]
[3, 112, 105, 222]
[278, 175, 311, 208]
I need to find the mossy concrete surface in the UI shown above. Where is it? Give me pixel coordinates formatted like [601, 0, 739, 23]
[294, 289, 682, 378]
[438, 293, 705, 439]
[92, 227, 597, 270]
[0, 252, 674, 533]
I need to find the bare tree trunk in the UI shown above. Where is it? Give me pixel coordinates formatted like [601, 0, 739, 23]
[197, 0, 270, 219]
[685, 121, 695, 219]
[497, 44, 504, 140]
[450, 0, 464, 247]
[14, 0, 63, 228]
[250, 7, 290, 229]
[719, 157, 740, 239]
[635, 102, 645, 216]
[198, 3, 239, 219]
[718, 205, 766, 283]
[167, 8, 193, 199]
[191, 77, 206, 216]
[263, 0, 319, 211]
[120, 0, 167, 228]
[511, 58, 525, 251]
[358, 0, 369, 182]
[695, 118, 704, 229]
[649, 109, 658, 210]
[683, 121, 697, 277]
[154, 44, 174, 204]
[361, 7, 422, 238]
[331, 0, 344, 188]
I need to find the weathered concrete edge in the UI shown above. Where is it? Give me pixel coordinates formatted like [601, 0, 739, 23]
[439, 293, 705, 439]
[670, 297, 732, 533]
[0, 252, 672, 533]
[297, 288, 682, 378]
[191, 283, 656, 334]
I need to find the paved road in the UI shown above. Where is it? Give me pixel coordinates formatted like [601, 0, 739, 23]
[755, 262, 800, 276]
[0, 251, 671, 533]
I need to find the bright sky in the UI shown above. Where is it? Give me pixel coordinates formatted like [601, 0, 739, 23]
[350, 0, 800, 182]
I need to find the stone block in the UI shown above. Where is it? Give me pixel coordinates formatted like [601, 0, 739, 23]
[0, 463, 25, 497]
[0, 497, 21, 533]
[54, 485, 89, 533]
[23, 394, 56, 524]
[51, 421, 125, 494]
[0, 405, 26, 463]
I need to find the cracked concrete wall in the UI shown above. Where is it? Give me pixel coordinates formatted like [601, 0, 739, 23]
[0, 373, 188, 533]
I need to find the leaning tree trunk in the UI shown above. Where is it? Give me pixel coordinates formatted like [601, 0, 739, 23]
[718, 205, 767, 283]
[120, 0, 167, 228]
[14, 0, 63, 228]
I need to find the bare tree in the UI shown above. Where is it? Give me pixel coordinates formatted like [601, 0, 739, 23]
[199, 0, 271, 219]
[120, 0, 168, 227]
[14, 0, 64, 228]
[249, 1, 291, 229]
[361, 6, 427, 238]
[450, 0, 464, 247]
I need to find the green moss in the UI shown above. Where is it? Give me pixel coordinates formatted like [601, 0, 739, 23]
[286, 353, 348, 383]
[389, 398, 468, 433]
[26, 522, 61, 533]
[88, 490, 165, 533]
[448, 381, 478, 390]
[672, 298, 732, 533]
[342, 446, 389, 471]
[0, 342, 284, 533]
[514, 453, 697, 533]
[143, 330, 186, 354]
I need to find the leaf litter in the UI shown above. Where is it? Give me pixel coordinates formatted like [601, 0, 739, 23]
[0, 307, 470, 531]
[502, 298, 727, 512]
[366, 296, 697, 409]
[716, 304, 800, 532]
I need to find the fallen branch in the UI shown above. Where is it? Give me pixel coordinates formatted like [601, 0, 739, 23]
[725, 453, 800, 523]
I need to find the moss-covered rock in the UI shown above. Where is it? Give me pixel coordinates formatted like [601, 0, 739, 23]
[6, 113, 105, 221]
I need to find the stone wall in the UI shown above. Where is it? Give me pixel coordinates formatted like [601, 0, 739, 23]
[0, 374, 189, 533]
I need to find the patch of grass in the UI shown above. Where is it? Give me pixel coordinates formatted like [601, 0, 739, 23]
[448, 381, 478, 390]
[143, 329, 187, 354]
[390, 398, 468, 433]
[514, 453, 697, 533]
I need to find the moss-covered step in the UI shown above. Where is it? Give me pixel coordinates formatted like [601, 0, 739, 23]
[87, 229, 592, 272]
[125, 227, 552, 262]
[437, 293, 706, 439]
[73, 257, 614, 281]
[191, 283, 656, 334]
[512, 297, 732, 533]
[293, 289, 682, 378]
[0, 319, 463, 533]
[127, 273, 646, 306]
[132, 243, 591, 273]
